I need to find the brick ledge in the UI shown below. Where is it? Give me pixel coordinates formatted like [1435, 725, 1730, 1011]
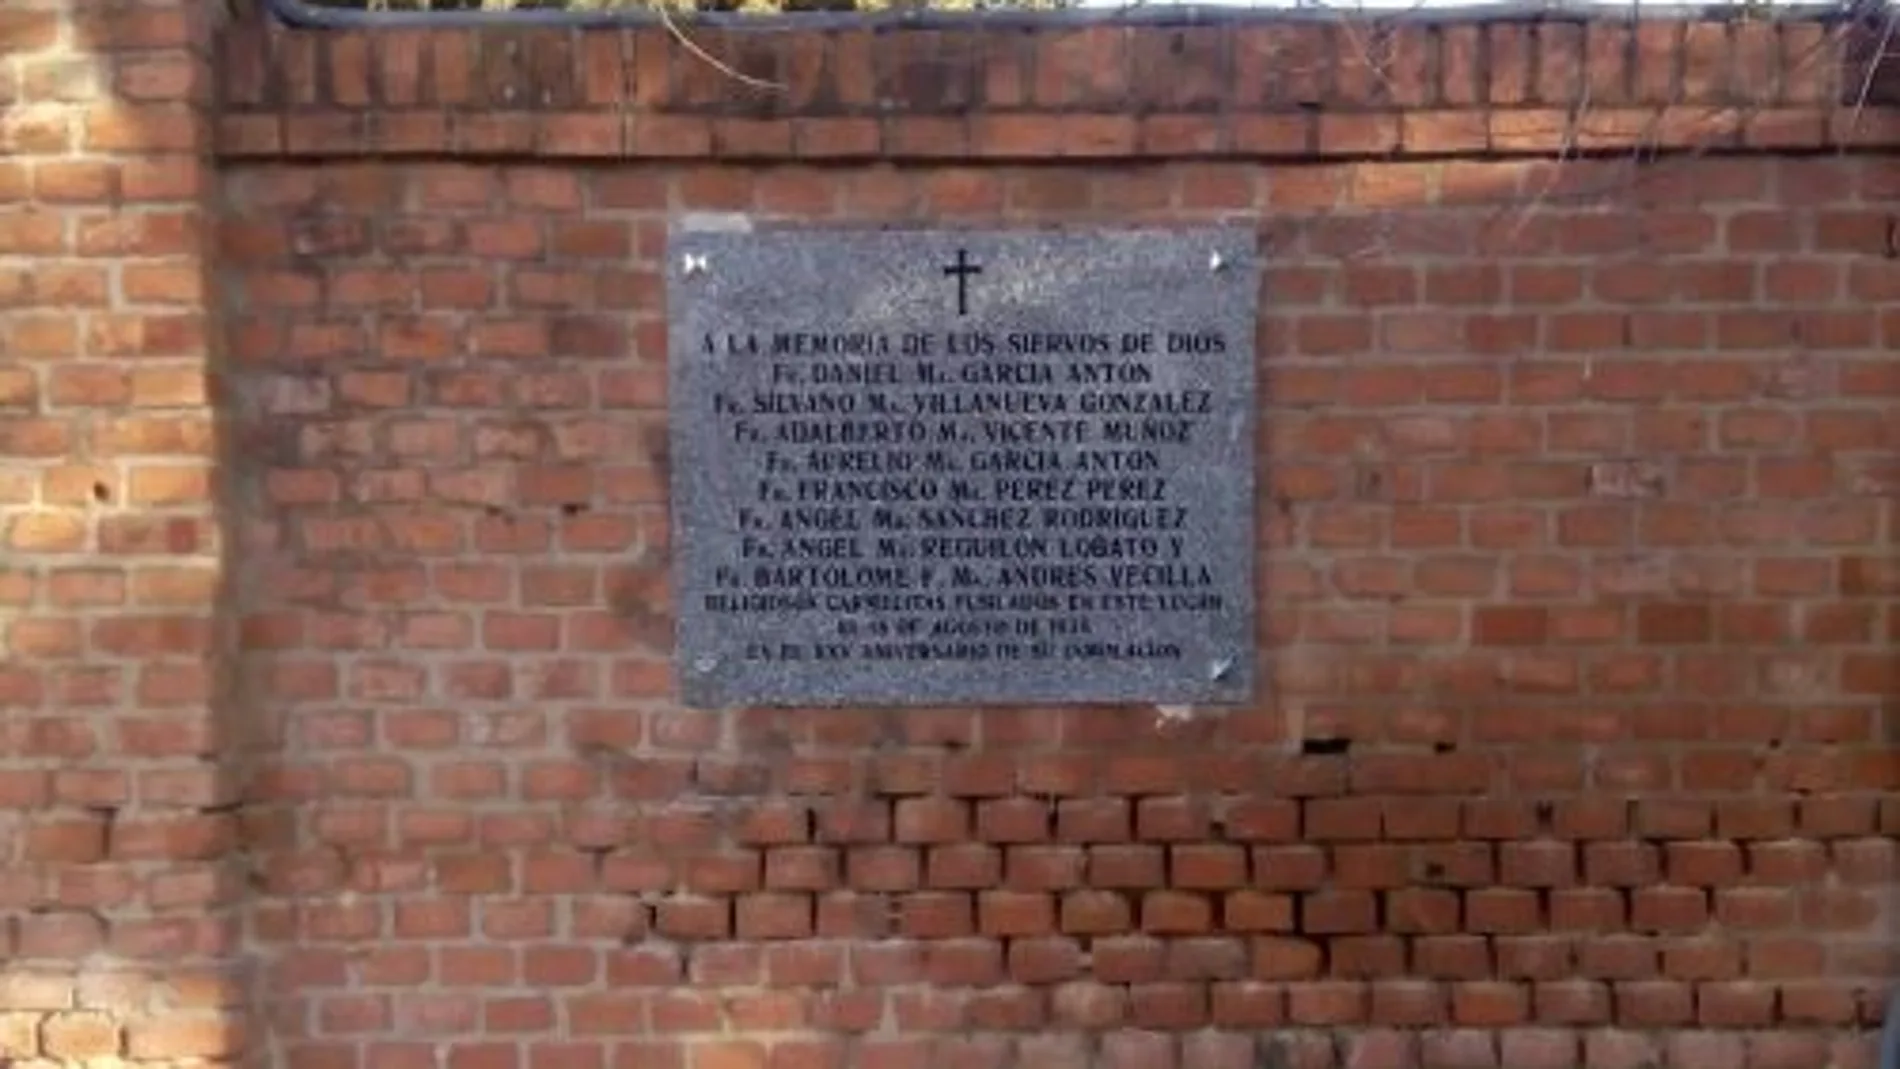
[213, 14, 1900, 160]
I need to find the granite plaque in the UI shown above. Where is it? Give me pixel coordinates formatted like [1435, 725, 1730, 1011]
[668, 226, 1259, 708]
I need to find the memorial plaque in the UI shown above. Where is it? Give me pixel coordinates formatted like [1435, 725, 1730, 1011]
[668, 226, 1259, 707]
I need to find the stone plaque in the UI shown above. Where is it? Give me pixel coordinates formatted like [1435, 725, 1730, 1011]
[668, 226, 1258, 708]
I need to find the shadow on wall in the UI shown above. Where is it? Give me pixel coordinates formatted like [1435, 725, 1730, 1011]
[3, 4, 1887, 1066]
[209, 140, 1900, 1069]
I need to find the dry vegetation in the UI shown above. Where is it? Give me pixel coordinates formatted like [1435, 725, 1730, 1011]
[308, 0, 1075, 12]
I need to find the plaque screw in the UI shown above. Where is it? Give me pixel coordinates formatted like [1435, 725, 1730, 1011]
[693, 655, 718, 674]
[1208, 250, 1227, 272]
[1208, 656, 1234, 682]
[682, 253, 710, 276]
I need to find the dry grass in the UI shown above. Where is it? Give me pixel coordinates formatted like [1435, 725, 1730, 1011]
[317, 0, 1074, 12]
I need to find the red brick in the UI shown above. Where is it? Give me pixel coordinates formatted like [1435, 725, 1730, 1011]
[126, 1016, 240, 1060]
[14, 13, 1889, 1066]
[734, 895, 812, 940]
[894, 797, 968, 844]
[1140, 891, 1213, 935]
[39, 1010, 117, 1059]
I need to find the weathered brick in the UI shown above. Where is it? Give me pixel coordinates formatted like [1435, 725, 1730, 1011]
[1, 8, 1888, 1069]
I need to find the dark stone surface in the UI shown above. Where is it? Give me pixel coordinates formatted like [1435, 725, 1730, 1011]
[668, 223, 1258, 708]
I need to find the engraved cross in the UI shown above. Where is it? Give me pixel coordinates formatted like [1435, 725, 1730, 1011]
[942, 248, 982, 317]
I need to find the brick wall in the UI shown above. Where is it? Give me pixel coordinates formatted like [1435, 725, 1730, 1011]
[0, 0, 249, 1066]
[5, 5, 1900, 1069]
